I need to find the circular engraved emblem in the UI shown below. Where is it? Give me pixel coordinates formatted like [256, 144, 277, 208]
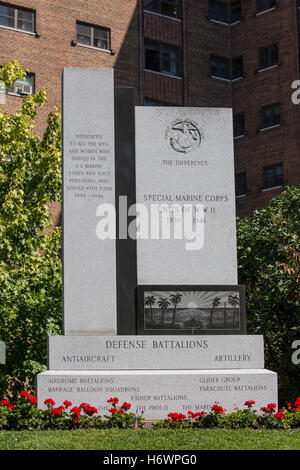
[165, 119, 201, 154]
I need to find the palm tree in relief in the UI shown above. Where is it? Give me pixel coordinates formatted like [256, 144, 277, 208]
[144, 295, 156, 326]
[170, 293, 183, 327]
[228, 294, 240, 327]
[209, 296, 221, 328]
[223, 301, 227, 327]
[157, 297, 170, 325]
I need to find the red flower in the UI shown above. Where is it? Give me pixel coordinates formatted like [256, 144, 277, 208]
[0, 400, 10, 406]
[168, 412, 186, 421]
[8, 405, 15, 410]
[79, 402, 89, 409]
[294, 397, 300, 407]
[80, 403, 98, 416]
[260, 404, 276, 415]
[121, 402, 131, 411]
[50, 407, 62, 416]
[109, 408, 124, 414]
[188, 411, 207, 419]
[19, 391, 30, 398]
[70, 406, 81, 423]
[27, 396, 37, 404]
[244, 400, 255, 407]
[274, 411, 286, 419]
[108, 408, 118, 414]
[291, 406, 300, 413]
[63, 400, 72, 408]
[187, 410, 206, 419]
[70, 406, 81, 414]
[107, 397, 119, 405]
[44, 398, 55, 407]
[211, 404, 226, 414]
[88, 407, 98, 416]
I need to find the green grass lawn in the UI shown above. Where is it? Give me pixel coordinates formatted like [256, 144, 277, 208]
[0, 428, 299, 450]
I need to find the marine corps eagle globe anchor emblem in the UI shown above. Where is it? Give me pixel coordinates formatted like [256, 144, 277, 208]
[165, 119, 202, 154]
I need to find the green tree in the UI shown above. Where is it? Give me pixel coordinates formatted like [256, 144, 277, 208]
[0, 60, 62, 397]
[237, 185, 300, 400]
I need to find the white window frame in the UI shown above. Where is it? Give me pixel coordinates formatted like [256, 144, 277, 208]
[0, 3, 35, 34]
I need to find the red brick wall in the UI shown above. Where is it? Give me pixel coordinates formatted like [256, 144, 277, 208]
[0, 0, 141, 225]
[144, 10, 182, 45]
[143, 10, 183, 104]
[184, 0, 232, 108]
[1, 0, 300, 217]
[232, 0, 300, 216]
[144, 70, 183, 104]
[1, 0, 141, 125]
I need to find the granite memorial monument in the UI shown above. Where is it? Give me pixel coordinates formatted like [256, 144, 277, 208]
[36, 68, 278, 419]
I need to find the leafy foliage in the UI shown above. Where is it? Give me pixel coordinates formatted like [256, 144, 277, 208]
[0, 60, 62, 396]
[237, 186, 300, 399]
[0, 60, 26, 88]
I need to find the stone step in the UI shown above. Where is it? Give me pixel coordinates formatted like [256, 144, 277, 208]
[36, 369, 277, 420]
[47, 335, 265, 370]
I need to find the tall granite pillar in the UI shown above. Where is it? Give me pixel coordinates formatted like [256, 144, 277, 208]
[62, 68, 117, 335]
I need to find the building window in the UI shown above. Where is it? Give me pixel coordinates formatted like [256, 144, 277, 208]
[259, 43, 278, 70]
[209, 0, 227, 22]
[230, 1, 242, 22]
[263, 163, 283, 189]
[0, 3, 34, 32]
[76, 22, 110, 50]
[209, 1, 241, 24]
[261, 103, 281, 129]
[232, 56, 243, 79]
[6, 73, 34, 96]
[143, 0, 182, 19]
[210, 55, 230, 79]
[256, 0, 276, 14]
[210, 55, 243, 80]
[144, 40, 181, 76]
[236, 172, 247, 196]
[233, 114, 245, 138]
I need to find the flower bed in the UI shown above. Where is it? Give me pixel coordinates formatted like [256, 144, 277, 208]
[0, 393, 299, 431]
[153, 398, 300, 429]
[0, 392, 143, 430]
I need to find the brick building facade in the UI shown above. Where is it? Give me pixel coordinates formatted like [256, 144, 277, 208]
[0, 0, 300, 217]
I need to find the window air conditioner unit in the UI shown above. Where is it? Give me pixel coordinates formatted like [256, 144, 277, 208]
[14, 83, 32, 95]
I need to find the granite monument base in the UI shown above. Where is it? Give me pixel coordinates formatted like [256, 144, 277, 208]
[47, 335, 265, 370]
[36, 369, 277, 420]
